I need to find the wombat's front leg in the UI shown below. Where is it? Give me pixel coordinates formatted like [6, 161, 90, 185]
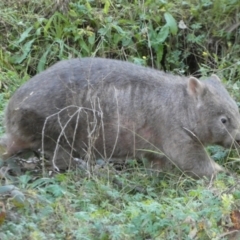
[166, 142, 224, 178]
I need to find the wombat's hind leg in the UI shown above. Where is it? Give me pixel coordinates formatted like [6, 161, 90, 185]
[0, 134, 33, 159]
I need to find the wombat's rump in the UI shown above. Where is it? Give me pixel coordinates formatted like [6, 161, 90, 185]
[3, 58, 240, 177]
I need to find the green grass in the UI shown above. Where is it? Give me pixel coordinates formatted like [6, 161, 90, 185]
[1, 168, 240, 240]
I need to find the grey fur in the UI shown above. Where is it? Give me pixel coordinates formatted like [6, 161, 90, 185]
[3, 58, 240, 177]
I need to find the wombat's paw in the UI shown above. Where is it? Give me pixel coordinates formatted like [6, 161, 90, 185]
[199, 162, 225, 179]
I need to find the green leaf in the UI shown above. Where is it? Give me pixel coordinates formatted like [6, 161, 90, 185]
[112, 24, 125, 34]
[11, 189, 25, 205]
[37, 45, 52, 72]
[11, 39, 35, 64]
[88, 34, 95, 45]
[85, 1, 92, 11]
[113, 33, 122, 45]
[80, 39, 90, 54]
[0, 185, 16, 194]
[30, 178, 55, 188]
[16, 26, 33, 44]
[55, 39, 65, 58]
[103, 0, 110, 14]
[233, 191, 240, 199]
[18, 174, 32, 186]
[156, 44, 164, 65]
[44, 15, 54, 36]
[98, 27, 108, 36]
[164, 12, 178, 35]
[46, 184, 65, 197]
[157, 24, 169, 43]
[122, 37, 132, 47]
[69, 9, 78, 17]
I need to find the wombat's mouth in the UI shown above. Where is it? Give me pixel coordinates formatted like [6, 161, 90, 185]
[222, 139, 240, 149]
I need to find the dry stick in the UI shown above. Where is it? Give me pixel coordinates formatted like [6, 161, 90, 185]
[84, 108, 91, 166]
[82, 64, 117, 165]
[57, 110, 77, 152]
[97, 97, 107, 160]
[88, 98, 98, 168]
[80, 99, 106, 163]
[69, 106, 81, 169]
[42, 105, 101, 172]
[142, 0, 154, 69]
[224, 123, 240, 162]
[145, 25, 154, 68]
[81, 111, 92, 177]
[81, 105, 98, 163]
[56, 72, 78, 152]
[52, 108, 82, 171]
[88, 98, 99, 137]
[83, 98, 101, 174]
[133, 123, 136, 159]
[218, 230, 240, 239]
[108, 87, 120, 161]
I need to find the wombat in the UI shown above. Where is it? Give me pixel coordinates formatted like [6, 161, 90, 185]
[2, 58, 240, 177]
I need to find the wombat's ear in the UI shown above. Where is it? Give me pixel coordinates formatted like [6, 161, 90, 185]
[211, 74, 221, 82]
[187, 77, 204, 96]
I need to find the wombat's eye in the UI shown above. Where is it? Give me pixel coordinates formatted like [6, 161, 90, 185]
[221, 117, 227, 124]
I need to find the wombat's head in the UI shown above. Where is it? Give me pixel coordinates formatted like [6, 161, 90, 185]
[187, 74, 240, 148]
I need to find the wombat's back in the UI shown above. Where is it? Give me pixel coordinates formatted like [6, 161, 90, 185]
[5, 57, 184, 138]
[4, 58, 183, 163]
